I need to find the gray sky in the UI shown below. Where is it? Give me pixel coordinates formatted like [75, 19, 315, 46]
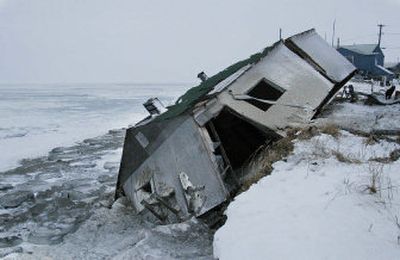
[0, 0, 399, 84]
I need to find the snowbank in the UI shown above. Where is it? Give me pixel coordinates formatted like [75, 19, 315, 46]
[214, 131, 400, 260]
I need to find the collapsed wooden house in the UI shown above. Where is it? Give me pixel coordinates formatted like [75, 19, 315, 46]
[115, 29, 356, 223]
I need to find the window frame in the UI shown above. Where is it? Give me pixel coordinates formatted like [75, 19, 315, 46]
[244, 77, 286, 111]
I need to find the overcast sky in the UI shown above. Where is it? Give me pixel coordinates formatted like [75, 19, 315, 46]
[0, 0, 399, 84]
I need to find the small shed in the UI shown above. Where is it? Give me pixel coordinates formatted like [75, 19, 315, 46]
[116, 29, 356, 223]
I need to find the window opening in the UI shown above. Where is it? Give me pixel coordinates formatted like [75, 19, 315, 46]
[141, 181, 152, 193]
[245, 78, 285, 111]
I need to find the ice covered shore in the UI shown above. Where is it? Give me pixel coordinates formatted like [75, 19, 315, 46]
[1, 129, 214, 259]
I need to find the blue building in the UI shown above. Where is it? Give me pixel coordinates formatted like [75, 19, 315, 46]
[337, 44, 394, 79]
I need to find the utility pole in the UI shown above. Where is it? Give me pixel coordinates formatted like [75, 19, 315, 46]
[331, 19, 336, 47]
[377, 24, 385, 47]
[279, 28, 282, 40]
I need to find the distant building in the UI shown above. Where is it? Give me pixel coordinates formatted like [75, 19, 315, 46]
[337, 44, 394, 80]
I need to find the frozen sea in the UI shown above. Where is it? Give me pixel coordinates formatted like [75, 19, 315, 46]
[0, 84, 214, 259]
[0, 83, 187, 172]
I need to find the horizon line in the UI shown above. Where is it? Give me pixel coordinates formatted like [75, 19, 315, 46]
[0, 81, 196, 86]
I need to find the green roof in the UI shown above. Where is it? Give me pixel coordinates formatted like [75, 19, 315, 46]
[155, 41, 280, 121]
[338, 44, 380, 55]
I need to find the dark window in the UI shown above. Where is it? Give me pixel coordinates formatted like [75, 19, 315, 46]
[141, 182, 152, 193]
[245, 79, 285, 111]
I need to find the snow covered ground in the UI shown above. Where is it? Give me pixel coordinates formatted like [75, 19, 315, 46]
[0, 83, 187, 172]
[317, 80, 400, 133]
[214, 82, 400, 260]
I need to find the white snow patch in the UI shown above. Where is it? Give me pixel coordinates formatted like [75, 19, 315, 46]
[214, 131, 400, 260]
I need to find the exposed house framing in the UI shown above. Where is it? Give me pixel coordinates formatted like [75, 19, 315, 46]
[115, 29, 356, 223]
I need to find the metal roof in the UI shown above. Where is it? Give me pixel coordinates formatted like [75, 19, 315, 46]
[338, 44, 380, 55]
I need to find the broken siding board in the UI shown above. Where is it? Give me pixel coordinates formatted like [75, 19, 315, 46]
[193, 98, 224, 127]
[197, 126, 230, 194]
[122, 174, 141, 211]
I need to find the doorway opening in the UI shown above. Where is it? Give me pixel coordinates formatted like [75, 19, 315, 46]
[205, 108, 276, 189]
